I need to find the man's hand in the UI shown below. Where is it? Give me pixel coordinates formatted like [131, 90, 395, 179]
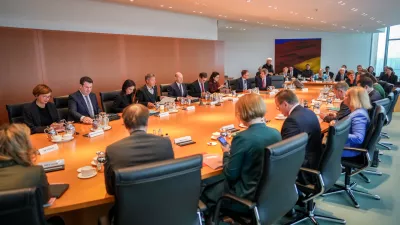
[82, 117, 93, 124]
[147, 102, 155, 108]
[218, 84, 225, 89]
[221, 144, 231, 153]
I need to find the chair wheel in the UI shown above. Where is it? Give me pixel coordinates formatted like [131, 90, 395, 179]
[355, 204, 360, 208]
[374, 195, 381, 200]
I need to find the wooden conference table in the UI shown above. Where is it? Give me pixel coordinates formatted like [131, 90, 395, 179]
[31, 86, 334, 216]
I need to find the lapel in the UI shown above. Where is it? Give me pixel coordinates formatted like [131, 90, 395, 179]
[143, 86, 156, 102]
[30, 101, 42, 125]
[76, 91, 90, 115]
[172, 82, 181, 97]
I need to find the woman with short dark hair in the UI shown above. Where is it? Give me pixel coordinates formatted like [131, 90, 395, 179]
[111, 79, 136, 113]
[23, 84, 60, 134]
[208, 72, 224, 93]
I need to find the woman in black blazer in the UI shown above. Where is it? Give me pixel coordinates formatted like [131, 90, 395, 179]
[111, 79, 136, 113]
[23, 84, 60, 134]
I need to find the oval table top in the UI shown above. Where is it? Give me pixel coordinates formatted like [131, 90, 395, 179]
[31, 87, 335, 215]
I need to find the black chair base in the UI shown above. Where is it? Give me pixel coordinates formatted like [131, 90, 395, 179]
[288, 202, 346, 225]
[322, 182, 380, 208]
[377, 142, 391, 150]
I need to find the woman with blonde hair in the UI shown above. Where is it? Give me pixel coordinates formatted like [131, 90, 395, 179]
[201, 94, 281, 221]
[342, 86, 372, 157]
[0, 123, 50, 203]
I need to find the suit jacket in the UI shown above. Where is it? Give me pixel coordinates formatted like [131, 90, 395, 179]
[343, 108, 370, 157]
[68, 91, 101, 122]
[345, 78, 357, 87]
[104, 130, 174, 195]
[255, 76, 270, 90]
[111, 93, 133, 113]
[369, 90, 383, 103]
[236, 77, 250, 92]
[335, 73, 347, 82]
[302, 69, 313, 78]
[0, 160, 50, 205]
[23, 101, 60, 134]
[189, 80, 209, 97]
[167, 82, 188, 98]
[288, 69, 299, 78]
[137, 85, 159, 106]
[379, 74, 398, 85]
[323, 72, 334, 78]
[223, 123, 281, 201]
[323, 102, 351, 123]
[281, 105, 322, 183]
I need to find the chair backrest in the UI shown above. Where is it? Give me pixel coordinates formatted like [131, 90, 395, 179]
[363, 105, 386, 157]
[319, 117, 352, 190]
[159, 84, 170, 96]
[6, 103, 29, 123]
[271, 75, 285, 88]
[227, 79, 237, 90]
[378, 80, 394, 96]
[256, 133, 307, 225]
[387, 88, 400, 124]
[53, 95, 69, 121]
[0, 187, 46, 225]
[99, 90, 120, 113]
[247, 77, 256, 88]
[373, 98, 391, 117]
[114, 155, 202, 225]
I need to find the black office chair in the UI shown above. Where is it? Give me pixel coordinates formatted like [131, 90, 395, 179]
[378, 81, 394, 96]
[6, 102, 29, 123]
[213, 133, 308, 225]
[99, 90, 120, 113]
[322, 105, 385, 208]
[379, 88, 400, 147]
[247, 77, 256, 88]
[227, 79, 237, 91]
[100, 155, 204, 225]
[159, 84, 171, 96]
[271, 75, 285, 88]
[291, 117, 351, 225]
[373, 97, 392, 150]
[0, 187, 46, 225]
[53, 95, 69, 121]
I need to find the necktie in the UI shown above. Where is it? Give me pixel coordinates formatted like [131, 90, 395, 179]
[244, 80, 247, 90]
[84, 95, 94, 118]
[178, 84, 183, 96]
[262, 78, 266, 88]
[200, 82, 204, 92]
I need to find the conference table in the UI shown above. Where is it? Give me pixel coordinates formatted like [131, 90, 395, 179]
[30, 85, 336, 219]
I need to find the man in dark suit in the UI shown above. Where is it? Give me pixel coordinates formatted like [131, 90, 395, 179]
[236, 70, 250, 92]
[323, 66, 334, 79]
[137, 73, 160, 108]
[334, 67, 347, 82]
[68, 76, 101, 124]
[275, 90, 322, 184]
[262, 57, 274, 76]
[319, 82, 351, 122]
[189, 72, 209, 98]
[301, 64, 313, 78]
[255, 69, 270, 90]
[288, 66, 299, 78]
[104, 104, 174, 221]
[104, 104, 174, 195]
[358, 77, 383, 103]
[167, 72, 188, 98]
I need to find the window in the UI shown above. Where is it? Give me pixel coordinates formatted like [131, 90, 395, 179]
[389, 25, 400, 39]
[376, 28, 387, 75]
[387, 40, 400, 75]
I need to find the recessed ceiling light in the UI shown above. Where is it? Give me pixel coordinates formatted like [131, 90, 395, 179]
[356, 30, 360, 32]
[160, 5, 164, 7]
[290, 11, 293, 14]
[218, 14, 222, 17]
[377, 20, 382, 23]
[350, 28, 354, 30]
[383, 24, 386, 26]
[226, 26, 229, 28]
[342, 26, 346, 28]
[310, 17, 314, 20]
[294, 13, 298, 15]
[351, 8, 358, 12]
[168, 6, 172, 9]
[193, 11, 196, 12]
[260, 23, 263, 24]
[274, 7, 278, 9]
[332, 24, 337, 26]
[361, 13, 368, 16]
[130, 0, 134, 2]
[246, 0, 251, 2]
[224, 16, 227, 18]
[370, 17, 375, 20]
[321, 21, 327, 23]
[240, 19, 242, 21]
[199, 12, 202, 14]
[244, 20, 247, 22]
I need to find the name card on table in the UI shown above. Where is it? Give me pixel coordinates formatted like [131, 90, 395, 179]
[186, 106, 195, 111]
[232, 98, 239, 102]
[38, 144, 59, 155]
[38, 159, 65, 169]
[89, 129, 104, 138]
[221, 124, 235, 130]
[210, 101, 218, 105]
[316, 81, 322, 83]
[302, 88, 309, 92]
[174, 136, 193, 144]
[158, 112, 170, 117]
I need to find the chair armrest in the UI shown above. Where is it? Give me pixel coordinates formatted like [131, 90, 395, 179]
[299, 167, 321, 176]
[220, 194, 256, 209]
[98, 216, 111, 225]
[343, 147, 368, 153]
[198, 200, 207, 212]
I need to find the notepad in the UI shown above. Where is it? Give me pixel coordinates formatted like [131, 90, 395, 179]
[203, 154, 223, 170]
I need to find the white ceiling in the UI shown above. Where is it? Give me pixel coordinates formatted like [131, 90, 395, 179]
[102, 0, 400, 33]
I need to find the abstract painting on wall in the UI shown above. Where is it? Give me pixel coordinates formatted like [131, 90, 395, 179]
[275, 38, 322, 74]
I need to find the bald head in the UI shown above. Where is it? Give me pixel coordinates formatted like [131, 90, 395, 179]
[175, 72, 183, 84]
[122, 104, 149, 131]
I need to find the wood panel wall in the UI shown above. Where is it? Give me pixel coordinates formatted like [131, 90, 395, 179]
[0, 27, 224, 124]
